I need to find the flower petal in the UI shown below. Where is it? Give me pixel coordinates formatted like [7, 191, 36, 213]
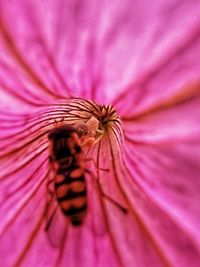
[120, 94, 200, 266]
[2, 1, 200, 104]
[0, 1, 200, 267]
[112, 3, 200, 110]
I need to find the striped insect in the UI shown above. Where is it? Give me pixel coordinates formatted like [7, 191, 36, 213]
[45, 122, 128, 246]
[47, 124, 87, 227]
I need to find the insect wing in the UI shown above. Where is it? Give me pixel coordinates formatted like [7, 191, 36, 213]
[45, 198, 69, 248]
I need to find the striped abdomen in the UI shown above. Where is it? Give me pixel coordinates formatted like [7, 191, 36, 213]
[48, 125, 87, 226]
[55, 164, 87, 226]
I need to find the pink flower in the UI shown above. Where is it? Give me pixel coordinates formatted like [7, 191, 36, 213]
[0, 1, 200, 267]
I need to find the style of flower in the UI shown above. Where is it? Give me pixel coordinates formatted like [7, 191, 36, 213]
[0, 1, 200, 267]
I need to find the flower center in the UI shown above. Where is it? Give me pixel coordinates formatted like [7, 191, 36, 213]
[52, 98, 121, 148]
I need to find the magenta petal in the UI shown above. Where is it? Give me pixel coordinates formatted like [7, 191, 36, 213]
[1, 1, 199, 104]
[0, 1, 200, 267]
[121, 96, 200, 265]
[121, 141, 200, 266]
[112, 4, 200, 111]
[123, 93, 200, 143]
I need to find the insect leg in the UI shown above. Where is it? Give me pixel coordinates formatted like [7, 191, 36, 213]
[85, 158, 109, 172]
[99, 192, 128, 214]
[45, 206, 58, 231]
[44, 184, 55, 230]
[44, 171, 56, 230]
[46, 178, 54, 196]
[45, 180, 66, 248]
[45, 204, 69, 248]
[86, 169, 128, 214]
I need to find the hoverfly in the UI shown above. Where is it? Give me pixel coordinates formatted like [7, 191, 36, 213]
[45, 121, 127, 246]
[47, 124, 87, 228]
